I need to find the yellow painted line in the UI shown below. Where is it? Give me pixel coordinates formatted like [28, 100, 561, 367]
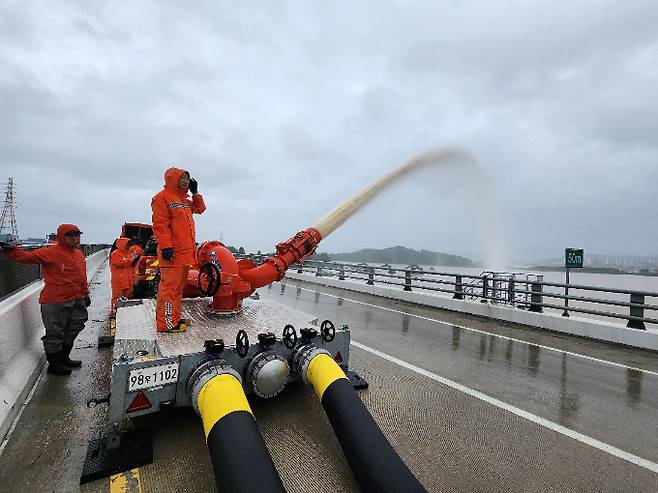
[109, 468, 142, 493]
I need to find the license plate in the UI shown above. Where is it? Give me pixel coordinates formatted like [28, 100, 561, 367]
[128, 363, 179, 391]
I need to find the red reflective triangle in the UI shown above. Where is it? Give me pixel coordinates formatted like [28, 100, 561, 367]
[127, 390, 152, 413]
[334, 351, 343, 363]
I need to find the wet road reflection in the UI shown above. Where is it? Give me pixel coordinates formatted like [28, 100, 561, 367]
[626, 368, 642, 407]
[451, 326, 461, 350]
[559, 353, 581, 426]
[263, 281, 658, 463]
[528, 345, 541, 376]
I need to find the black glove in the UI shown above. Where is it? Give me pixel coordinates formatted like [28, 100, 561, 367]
[85, 295, 91, 307]
[189, 178, 198, 194]
[131, 255, 141, 267]
[161, 247, 174, 261]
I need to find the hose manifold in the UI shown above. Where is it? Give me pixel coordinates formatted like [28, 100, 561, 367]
[292, 344, 330, 385]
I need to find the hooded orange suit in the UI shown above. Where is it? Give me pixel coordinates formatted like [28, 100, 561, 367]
[110, 237, 134, 315]
[4, 224, 89, 304]
[151, 167, 206, 332]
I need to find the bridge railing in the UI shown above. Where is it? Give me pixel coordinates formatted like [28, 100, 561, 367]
[238, 255, 658, 330]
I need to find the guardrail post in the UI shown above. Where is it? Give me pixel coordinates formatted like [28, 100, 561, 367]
[404, 270, 412, 291]
[367, 267, 375, 285]
[297, 263, 303, 274]
[315, 266, 322, 277]
[453, 275, 463, 300]
[627, 293, 646, 330]
[529, 281, 543, 313]
[481, 276, 489, 303]
[508, 277, 515, 306]
[339, 267, 345, 280]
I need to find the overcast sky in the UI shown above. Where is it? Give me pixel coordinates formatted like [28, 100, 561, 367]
[1, 1, 657, 265]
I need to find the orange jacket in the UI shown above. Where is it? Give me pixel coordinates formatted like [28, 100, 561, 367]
[151, 167, 206, 267]
[3, 224, 89, 304]
[110, 238, 134, 291]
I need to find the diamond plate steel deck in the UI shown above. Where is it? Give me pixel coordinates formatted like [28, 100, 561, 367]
[115, 297, 318, 358]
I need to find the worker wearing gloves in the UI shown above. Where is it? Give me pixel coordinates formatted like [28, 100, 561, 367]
[109, 237, 139, 316]
[151, 167, 205, 333]
[0, 224, 90, 375]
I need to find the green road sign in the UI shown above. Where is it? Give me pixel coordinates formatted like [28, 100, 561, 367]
[565, 248, 584, 268]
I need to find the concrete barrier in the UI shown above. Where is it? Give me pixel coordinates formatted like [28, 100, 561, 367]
[286, 272, 658, 352]
[0, 249, 109, 443]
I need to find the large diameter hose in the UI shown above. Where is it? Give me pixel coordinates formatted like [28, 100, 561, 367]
[299, 349, 427, 493]
[191, 363, 287, 493]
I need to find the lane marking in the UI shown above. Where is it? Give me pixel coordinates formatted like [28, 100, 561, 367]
[351, 340, 658, 474]
[291, 284, 658, 377]
[109, 468, 143, 493]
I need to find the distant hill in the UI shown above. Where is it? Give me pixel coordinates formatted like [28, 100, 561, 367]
[328, 246, 475, 267]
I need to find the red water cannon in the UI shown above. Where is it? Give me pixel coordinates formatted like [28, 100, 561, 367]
[196, 228, 322, 314]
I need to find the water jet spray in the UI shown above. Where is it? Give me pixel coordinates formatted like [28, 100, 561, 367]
[198, 148, 478, 313]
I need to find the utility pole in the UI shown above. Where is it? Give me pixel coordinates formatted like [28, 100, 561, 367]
[0, 177, 19, 239]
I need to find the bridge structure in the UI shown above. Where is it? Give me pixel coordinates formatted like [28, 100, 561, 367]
[0, 251, 657, 492]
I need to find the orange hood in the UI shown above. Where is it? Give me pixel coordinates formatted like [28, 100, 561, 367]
[164, 167, 189, 198]
[56, 224, 82, 249]
[115, 237, 131, 252]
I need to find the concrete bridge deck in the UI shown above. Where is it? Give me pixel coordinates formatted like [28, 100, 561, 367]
[0, 259, 656, 492]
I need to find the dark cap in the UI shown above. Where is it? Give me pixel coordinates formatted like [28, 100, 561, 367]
[65, 230, 83, 236]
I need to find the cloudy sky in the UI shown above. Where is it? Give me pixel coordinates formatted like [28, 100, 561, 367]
[1, 1, 657, 265]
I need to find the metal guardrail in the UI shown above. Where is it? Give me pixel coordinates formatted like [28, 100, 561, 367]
[239, 255, 658, 330]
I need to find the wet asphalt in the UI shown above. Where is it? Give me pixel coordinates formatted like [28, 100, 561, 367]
[0, 263, 656, 492]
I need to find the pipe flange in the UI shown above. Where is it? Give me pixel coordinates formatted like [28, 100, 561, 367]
[292, 344, 330, 385]
[246, 350, 290, 399]
[187, 359, 242, 414]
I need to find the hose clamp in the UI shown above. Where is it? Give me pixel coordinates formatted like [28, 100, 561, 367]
[187, 359, 242, 414]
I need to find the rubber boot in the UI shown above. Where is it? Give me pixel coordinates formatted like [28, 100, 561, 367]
[61, 343, 82, 368]
[46, 352, 72, 376]
[166, 319, 190, 334]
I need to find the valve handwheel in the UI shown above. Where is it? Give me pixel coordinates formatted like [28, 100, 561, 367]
[320, 319, 335, 342]
[282, 324, 297, 349]
[198, 262, 222, 297]
[236, 329, 249, 358]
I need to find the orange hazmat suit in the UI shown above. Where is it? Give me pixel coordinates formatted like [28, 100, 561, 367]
[151, 167, 206, 332]
[109, 237, 134, 315]
[3, 224, 89, 303]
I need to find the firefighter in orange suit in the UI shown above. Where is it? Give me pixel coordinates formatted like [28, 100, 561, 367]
[127, 240, 144, 291]
[151, 167, 206, 333]
[109, 237, 138, 316]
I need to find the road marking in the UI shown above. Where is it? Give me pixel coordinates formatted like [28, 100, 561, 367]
[109, 468, 143, 493]
[351, 340, 658, 474]
[291, 284, 658, 377]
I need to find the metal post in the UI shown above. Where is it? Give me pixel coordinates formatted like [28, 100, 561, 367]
[367, 267, 375, 285]
[627, 293, 646, 330]
[562, 269, 570, 317]
[508, 276, 515, 306]
[339, 267, 345, 280]
[529, 281, 543, 313]
[453, 275, 463, 300]
[481, 275, 488, 303]
[404, 270, 412, 291]
[315, 266, 321, 277]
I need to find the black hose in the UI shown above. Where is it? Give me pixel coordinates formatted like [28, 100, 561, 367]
[206, 411, 287, 493]
[321, 378, 427, 493]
